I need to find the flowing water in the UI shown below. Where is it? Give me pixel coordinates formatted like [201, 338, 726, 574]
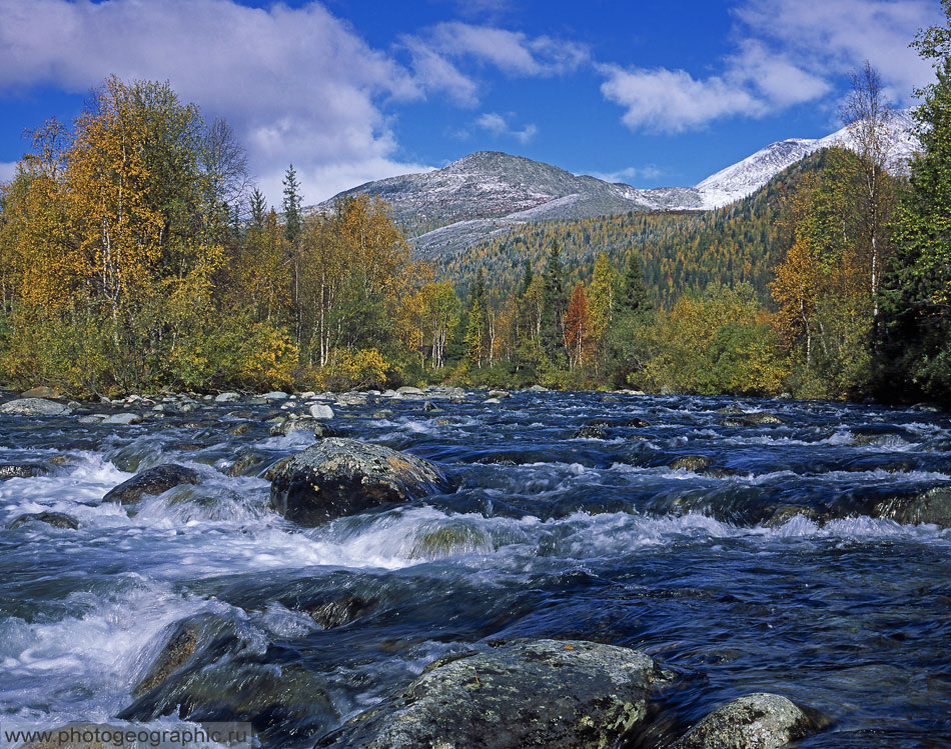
[0, 391, 949, 747]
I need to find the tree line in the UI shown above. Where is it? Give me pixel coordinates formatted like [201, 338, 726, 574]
[3, 0, 951, 404]
[0, 76, 461, 395]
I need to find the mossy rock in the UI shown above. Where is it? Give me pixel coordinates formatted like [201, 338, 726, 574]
[319, 639, 672, 748]
[410, 523, 491, 559]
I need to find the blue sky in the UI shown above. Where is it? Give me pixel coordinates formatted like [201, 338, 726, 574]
[0, 0, 942, 206]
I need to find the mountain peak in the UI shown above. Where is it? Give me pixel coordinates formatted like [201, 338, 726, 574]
[317, 113, 917, 260]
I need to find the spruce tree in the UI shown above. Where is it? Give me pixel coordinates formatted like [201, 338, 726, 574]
[540, 241, 566, 360]
[619, 251, 650, 315]
[282, 164, 302, 244]
[249, 188, 267, 232]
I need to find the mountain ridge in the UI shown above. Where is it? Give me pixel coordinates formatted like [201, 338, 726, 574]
[316, 110, 918, 259]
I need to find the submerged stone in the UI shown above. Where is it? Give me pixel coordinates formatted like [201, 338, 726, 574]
[573, 426, 607, 439]
[669, 456, 712, 472]
[410, 523, 491, 559]
[319, 639, 670, 748]
[0, 463, 49, 480]
[120, 612, 338, 736]
[670, 692, 827, 749]
[268, 438, 450, 526]
[102, 464, 201, 505]
[304, 595, 374, 629]
[872, 485, 951, 527]
[269, 418, 337, 438]
[7, 512, 79, 530]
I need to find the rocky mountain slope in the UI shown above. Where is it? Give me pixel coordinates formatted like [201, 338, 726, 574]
[317, 111, 917, 260]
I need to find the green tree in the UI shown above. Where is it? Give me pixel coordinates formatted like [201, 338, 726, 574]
[282, 164, 303, 244]
[540, 240, 566, 362]
[877, 3, 951, 401]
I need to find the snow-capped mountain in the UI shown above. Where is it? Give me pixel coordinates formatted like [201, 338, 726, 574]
[693, 109, 917, 210]
[317, 111, 917, 259]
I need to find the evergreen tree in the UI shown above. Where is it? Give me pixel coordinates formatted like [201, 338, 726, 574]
[249, 188, 267, 232]
[540, 241, 566, 361]
[464, 270, 488, 368]
[282, 164, 303, 244]
[619, 251, 650, 314]
[877, 3, 951, 402]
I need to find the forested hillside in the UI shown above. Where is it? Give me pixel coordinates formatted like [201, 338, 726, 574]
[440, 150, 833, 308]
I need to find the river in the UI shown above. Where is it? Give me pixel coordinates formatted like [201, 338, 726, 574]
[0, 390, 949, 747]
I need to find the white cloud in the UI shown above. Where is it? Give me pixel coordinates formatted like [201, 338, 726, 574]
[599, 65, 764, 133]
[425, 23, 588, 76]
[402, 36, 481, 107]
[475, 112, 538, 143]
[734, 0, 937, 105]
[0, 0, 427, 204]
[403, 22, 588, 104]
[599, 0, 940, 133]
[0, 162, 18, 183]
[585, 165, 664, 184]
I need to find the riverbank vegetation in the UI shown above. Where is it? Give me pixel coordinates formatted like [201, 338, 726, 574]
[2, 9, 951, 402]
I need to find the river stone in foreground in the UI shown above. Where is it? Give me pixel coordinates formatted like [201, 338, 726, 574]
[102, 464, 201, 505]
[320, 639, 669, 748]
[670, 693, 826, 749]
[0, 398, 72, 417]
[269, 438, 450, 526]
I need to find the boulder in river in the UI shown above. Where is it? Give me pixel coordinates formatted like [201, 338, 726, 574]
[669, 456, 712, 472]
[310, 403, 335, 419]
[319, 639, 671, 748]
[670, 692, 827, 749]
[268, 438, 450, 526]
[102, 464, 202, 505]
[101, 412, 143, 425]
[0, 463, 49, 480]
[0, 398, 72, 417]
[872, 485, 951, 528]
[573, 426, 607, 439]
[7, 512, 79, 530]
[120, 612, 337, 736]
[269, 418, 337, 438]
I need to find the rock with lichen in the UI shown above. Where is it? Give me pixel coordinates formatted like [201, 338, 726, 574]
[319, 639, 671, 748]
[268, 438, 450, 526]
[670, 692, 827, 749]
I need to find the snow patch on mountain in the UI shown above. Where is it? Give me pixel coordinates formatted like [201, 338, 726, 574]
[693, 109, 918, 210]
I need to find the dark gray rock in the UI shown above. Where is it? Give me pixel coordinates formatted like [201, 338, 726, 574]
[7, 512, 79, 530]
[872, 485, 951, 527]
[742, 412, 784, 425]
[573, 426, 607, 439]
[224, 452, 265, 477]
[103, 464, 201, 505]
[619, 417, 650, 428]
[722, 417, 756, 427]
[268, 438, 450, 526]
[670, 692, 827, 749]
[120, 613, 337, 735]
[268, 418, 337, 438]
[0, 398, 72, 417]
[0, 463, 49, 480]
[320, 639, 670, 748]
[303, 595, 374, 629]
[669, 456, 712, 472]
